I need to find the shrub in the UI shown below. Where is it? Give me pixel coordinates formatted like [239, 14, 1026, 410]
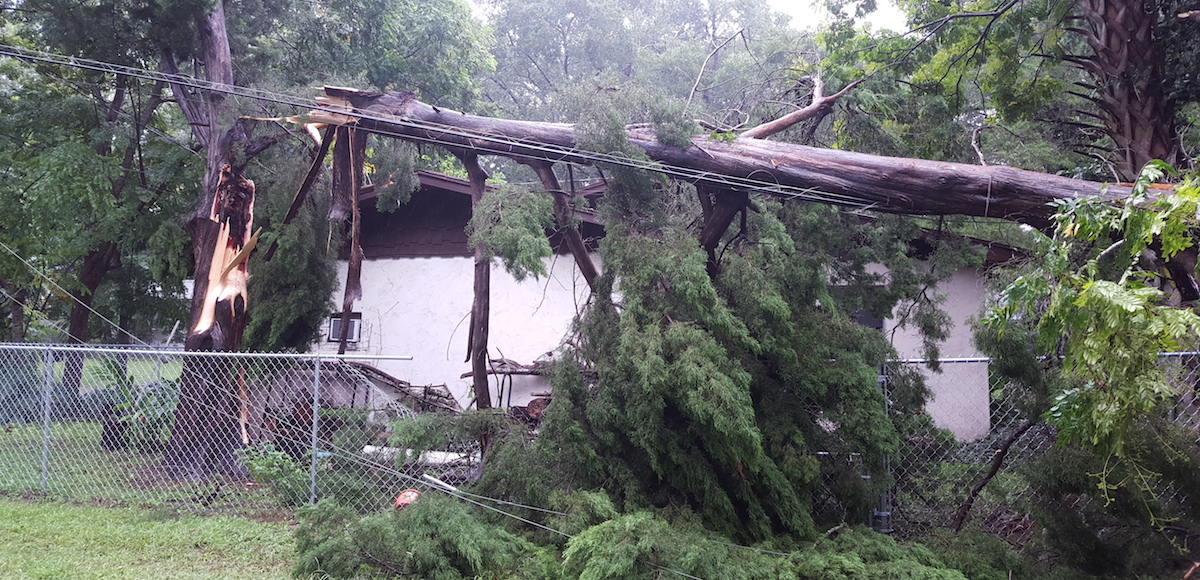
[238, 441, 309, 506]
[293, 494, 548, 580]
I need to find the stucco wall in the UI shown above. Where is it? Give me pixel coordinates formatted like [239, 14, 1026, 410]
[323, 255, 994, 441]
[317, 255, 594, 409]
[884, 267, 991, 441]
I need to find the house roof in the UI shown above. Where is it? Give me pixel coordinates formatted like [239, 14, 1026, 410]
[353, 170, 605, 259]
[352, 170, 1025, 264]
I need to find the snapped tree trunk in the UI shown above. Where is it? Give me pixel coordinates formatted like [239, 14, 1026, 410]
[160, 0, 262, 477]
[163, 163, 258, 477]
[315, 87, 1135, 231]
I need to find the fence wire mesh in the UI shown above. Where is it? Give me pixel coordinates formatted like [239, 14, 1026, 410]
[3, 343, 1199, 539]
[884, 354, 1200, 542]
[0, 344, 475, 518]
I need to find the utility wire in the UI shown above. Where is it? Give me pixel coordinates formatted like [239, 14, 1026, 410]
[0, 239, 149, 346]
[0, 44, 881, 210]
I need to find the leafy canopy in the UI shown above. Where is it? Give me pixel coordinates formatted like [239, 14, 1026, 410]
[987, 162, 1200, 454]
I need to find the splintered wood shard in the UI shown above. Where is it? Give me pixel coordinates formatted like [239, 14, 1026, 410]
[192, 163, 255, 350]
[336, 126, 367, 355]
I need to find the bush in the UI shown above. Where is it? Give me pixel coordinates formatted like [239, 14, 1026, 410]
[238, 441, 309, 506]
[293, 494, 548, 580]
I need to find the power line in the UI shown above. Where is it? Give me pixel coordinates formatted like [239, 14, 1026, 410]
[0, 239, 149, 346]
[0, 43, 880, 210]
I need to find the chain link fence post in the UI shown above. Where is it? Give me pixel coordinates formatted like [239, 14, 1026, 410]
[871, 370, 895, 534]
[39, 347, 52, 494]
[310, 355, 321, 505]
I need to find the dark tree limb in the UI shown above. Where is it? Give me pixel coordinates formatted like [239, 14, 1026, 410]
[525, 161, 599, 290]
[337, 127, 367, 355]
[263, 125, 336, 262]
[460, 152, 493, 411]
[696, 185, 749, 277]
[951, 419, 1036, 532]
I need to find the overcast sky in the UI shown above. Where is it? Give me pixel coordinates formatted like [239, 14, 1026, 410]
[768, 0, 909, 32]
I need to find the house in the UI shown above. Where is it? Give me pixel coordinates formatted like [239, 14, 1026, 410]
[314, 171, 603, 409]
[884, 241, 1024, 441]
[321, 171, 1015, 440]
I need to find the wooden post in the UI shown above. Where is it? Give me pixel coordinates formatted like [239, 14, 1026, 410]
[461, 153, 493, 410]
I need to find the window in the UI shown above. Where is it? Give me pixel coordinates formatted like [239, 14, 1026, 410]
[328, 313, 362, 343]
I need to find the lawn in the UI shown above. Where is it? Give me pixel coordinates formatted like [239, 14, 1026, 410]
[0, 421, 289, 517]
[0, 499, 295, 579]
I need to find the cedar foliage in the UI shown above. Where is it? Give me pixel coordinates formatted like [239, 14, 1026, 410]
[294, 91, 994, 579]
[466, 91, 976, 542]
[242, 141, 337, 352]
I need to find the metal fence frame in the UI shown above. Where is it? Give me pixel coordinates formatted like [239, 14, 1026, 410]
[2, 344, 1197, 539]
[0, 343, 479, 517]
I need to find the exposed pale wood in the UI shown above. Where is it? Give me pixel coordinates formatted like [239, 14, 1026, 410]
[737, 77, 861, 140]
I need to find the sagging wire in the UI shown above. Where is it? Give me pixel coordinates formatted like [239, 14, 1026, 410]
[0, 239, 149, 346]
[0, 44, 881, 211]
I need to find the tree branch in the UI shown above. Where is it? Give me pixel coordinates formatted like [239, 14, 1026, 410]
[951, 419, 1036, 532]
[737, 69, 883, 140]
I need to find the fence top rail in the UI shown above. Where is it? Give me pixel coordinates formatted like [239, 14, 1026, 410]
[890, 357, 991, 364]
[891, 352, 1200, 365]
[0, 343, 414, 361]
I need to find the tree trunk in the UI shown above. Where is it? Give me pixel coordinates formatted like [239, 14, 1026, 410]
[160, 0, 258, 477]
[461, 153, 493, 411]
[63, 242, 121, 392]
[317, 88, 1134, 230]
[1076, 0, 1180, 181]
[1, 279, 27, 342]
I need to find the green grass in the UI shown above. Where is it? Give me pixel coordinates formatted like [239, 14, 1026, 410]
[0, 422, 286, 517]
[0, 499, 295, 579]
[45, 357, 184, 388]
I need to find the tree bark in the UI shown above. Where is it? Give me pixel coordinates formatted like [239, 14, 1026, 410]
[525, 161, 599, 290]
[316, 87, 1134, 230]
[334, 127, 368, 355]
[461, 153, 493, 411]
[62, 242, 121, 392]
[697, 185, 749, 277]
[1076, 0, 1180, 181]
[160, 0, 258, 477]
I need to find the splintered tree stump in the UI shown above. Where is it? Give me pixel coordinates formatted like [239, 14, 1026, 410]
[163, 164, 258, 477]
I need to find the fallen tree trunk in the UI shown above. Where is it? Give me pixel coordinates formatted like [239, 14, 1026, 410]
[315, 87, 1134, 229]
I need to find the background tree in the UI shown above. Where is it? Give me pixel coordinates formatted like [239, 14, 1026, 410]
[0, 18, 198, 359]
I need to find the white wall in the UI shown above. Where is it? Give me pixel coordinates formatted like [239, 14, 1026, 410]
[317, 255, 594, 409]
[885, 267, 991, 441]
[321, 254, 994, 440]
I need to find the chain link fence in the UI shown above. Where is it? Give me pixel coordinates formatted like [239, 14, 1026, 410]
[4, 343, 1199, 541]
[0, 344, 475, 518]
[883, 354, 1200, 541]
